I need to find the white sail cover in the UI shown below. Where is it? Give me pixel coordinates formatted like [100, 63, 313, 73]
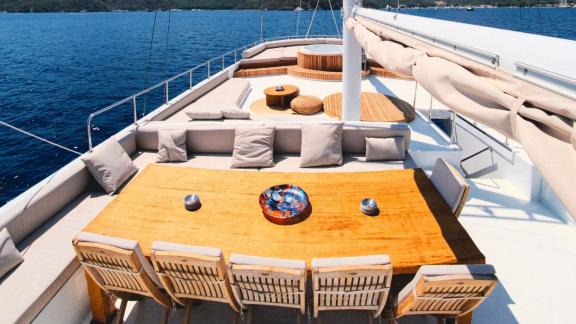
[346, 17, 576, 219]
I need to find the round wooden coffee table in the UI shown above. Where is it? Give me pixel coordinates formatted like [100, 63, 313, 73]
[264, 85, 299, 108]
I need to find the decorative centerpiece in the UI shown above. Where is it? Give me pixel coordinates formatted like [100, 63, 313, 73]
[275, 85, 285, 91]
[360, 198, 379, 216]
[259, 184, 310, 225]
[184, 193, 201, 211]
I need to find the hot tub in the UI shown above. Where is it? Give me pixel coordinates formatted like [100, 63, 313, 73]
[299, 44, 343, 56]
[297, 44, 343, 72]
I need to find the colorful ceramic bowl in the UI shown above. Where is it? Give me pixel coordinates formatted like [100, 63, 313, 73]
[259, 184, 310, 225]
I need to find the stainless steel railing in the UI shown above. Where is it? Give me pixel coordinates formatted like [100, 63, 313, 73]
[86, 34, 341, 151]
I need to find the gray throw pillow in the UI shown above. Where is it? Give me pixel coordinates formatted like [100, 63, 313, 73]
[157, 129, 187, 162]
[365, 137, 405, 161]
[221, 105, 251, 119]
[231, 126, 275, 168]
[81, 139, 138, 194]
[300, 123, 343, 167]
[0, 228, 23, 279]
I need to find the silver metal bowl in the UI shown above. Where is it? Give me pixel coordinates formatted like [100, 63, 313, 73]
[360, 198, 379, 216]
[184, 193, 201, 211]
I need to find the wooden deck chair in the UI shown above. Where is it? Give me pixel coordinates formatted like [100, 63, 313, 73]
[430, 159, 471, 218]
[227, 254, 307, 324]
[72, 232, 172, 324]
[390, 264, 497, 324]
[311, 255, 393, 324]
[150, 241, 240, 324]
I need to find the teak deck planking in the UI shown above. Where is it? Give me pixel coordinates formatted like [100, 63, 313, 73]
[84, 165, 484, 275]
[323, 92, 416, 123]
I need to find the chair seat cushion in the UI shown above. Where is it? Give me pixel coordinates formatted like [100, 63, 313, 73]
[151, 241, 222, 257]
[230, 253, 305, 269]
[220, 105, 251, 119]
[429, 159, 468, 213]
[157, 129, 187, 163]
[81, 139, 138, 194]
[311, 254, 391, 268]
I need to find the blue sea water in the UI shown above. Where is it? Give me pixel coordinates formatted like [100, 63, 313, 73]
[0, 8, 575, 206]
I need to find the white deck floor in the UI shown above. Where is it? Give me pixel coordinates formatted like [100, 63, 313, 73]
[85, 75, 576, 324]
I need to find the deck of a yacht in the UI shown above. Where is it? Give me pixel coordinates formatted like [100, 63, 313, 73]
[83, 175, 576, 324]
[86, 74, 576, 324]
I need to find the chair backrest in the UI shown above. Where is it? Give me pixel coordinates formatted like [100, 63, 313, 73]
[150, 241, 238, 311]
[430, 159, 471, 218]
[72, 232, 170, 308]
[394, 264, 497, 319]
[311, 255, 393, 318]
[227, 254, 307, 314]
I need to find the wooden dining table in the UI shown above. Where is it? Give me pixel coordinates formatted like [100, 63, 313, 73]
[81, 164, 484, 323]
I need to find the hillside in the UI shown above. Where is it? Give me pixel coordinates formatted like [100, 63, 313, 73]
[0, 0, 570, 13]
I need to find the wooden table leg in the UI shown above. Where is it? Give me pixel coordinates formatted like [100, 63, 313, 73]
[85, 270, 116, 324]
[456, 312, 473, 324]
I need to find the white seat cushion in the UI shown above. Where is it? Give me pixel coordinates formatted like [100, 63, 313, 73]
[151, 241, 222, 257]
[230, 253, 305, 270]
[0, 228, 23, 279]
[311, 254, 391, 268]
[429, 159, 468, 213]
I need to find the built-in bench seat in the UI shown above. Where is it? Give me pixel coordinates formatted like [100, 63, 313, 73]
[132, 152, 415, 173]
[166, 78, 251, 123]
[240, 38, 342, 68]
[0, 131, 137, 324]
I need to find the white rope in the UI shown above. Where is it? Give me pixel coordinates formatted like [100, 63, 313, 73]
[305, 0, 321, 38]
[327, 0, 341, 37]
[0, 120, 82, 155]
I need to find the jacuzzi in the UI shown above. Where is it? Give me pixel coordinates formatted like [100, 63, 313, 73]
[297, 44, 343, 72]
[299, 44, 343, 56]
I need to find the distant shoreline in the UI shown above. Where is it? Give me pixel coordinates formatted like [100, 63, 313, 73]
[0, 6, 574, 14]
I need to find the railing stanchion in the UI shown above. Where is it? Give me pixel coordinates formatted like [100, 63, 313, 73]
[450, 111, 458, 144]
[221, 55, 225, 71]
[189, 70, 193, 89]
[165, 81, 169, 104]
[132, 96, 137, 124]
[234, 50, 237, 63]
[208, 61, 211, 77]
[428, 94, 433, 122]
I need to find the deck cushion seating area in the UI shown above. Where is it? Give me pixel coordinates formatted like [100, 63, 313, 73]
[0, 131, 136, 324]
[180, 78, 251, 121]
[136, 122, 411, 155]
[240, 38, 342, 67]
[241, 38, 342, 59]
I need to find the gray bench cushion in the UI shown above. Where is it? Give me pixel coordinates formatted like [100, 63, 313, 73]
[136, 122, 411, 155]
[0, 193, 114, 324]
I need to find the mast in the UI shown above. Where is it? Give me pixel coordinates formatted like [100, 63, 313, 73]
[342, 0, 362, 121]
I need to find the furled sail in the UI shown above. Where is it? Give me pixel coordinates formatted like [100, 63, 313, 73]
[346, 17, 576, 219]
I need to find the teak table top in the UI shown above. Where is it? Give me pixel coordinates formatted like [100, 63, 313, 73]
[84, 164, 484, 274]
[264, 84, 299, 97]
